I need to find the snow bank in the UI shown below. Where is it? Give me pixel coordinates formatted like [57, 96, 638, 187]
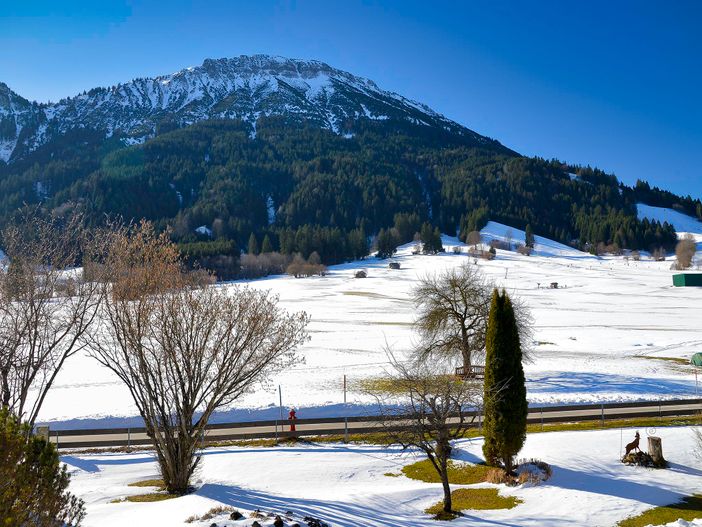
[64, 426, 702, 527]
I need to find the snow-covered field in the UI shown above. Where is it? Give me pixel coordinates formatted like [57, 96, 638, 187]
[37, 205, 702, 429]
[64, 425, 702, 527]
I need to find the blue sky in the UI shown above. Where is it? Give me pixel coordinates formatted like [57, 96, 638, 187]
[1, 0, 700, 198]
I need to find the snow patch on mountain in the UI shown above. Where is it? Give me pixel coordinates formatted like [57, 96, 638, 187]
[637, 203, 702, 240]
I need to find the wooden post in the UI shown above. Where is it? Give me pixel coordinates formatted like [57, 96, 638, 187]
[343, 374, 348, 444]
[36, 425, 50, 442]
[648, 436, 664, 466]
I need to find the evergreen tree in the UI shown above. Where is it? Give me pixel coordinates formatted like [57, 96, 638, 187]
[376, 228, 399, 259]
[348, 227, 369, 260]
[482, 289, 527, 473]
[525, 224, 535, 248]
[0, 408, 85, 526]
[420, 223, 444, 254]
[247, 232, 259, 255]
[261, 234, 273, 254]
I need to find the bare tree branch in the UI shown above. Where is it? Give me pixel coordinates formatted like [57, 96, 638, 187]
[84, 222, 309, 494]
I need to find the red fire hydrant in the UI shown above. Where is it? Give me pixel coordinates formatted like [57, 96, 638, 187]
[288, 408, 297, 433]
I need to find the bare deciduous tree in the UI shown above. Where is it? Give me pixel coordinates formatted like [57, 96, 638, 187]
[466, 231, 482, 250]
[412, 263, 532, 370]
[86, 223, 309, 494]
[367, 355, 482, 515]
[675, 234, 697, 269]
[0, 209, 104, 426]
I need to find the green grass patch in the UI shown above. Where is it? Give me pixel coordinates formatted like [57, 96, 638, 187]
[400, 459, 492, 485]
[128, 478, 165, 489]
[426, 488, 522, 520]
[384, 472, 401, 477]
[124, 493, 178, 503]
[617, 495, 702, 527]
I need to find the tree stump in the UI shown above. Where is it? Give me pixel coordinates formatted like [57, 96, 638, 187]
[648, 436, 665, 467]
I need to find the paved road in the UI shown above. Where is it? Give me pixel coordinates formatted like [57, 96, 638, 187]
[49, 398, 702, 450]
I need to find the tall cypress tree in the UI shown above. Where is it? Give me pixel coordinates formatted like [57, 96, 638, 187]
[482, 289, 527, 473]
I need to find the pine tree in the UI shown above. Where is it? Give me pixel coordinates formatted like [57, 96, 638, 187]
[376, 228, 399, 259]
[420, 223, 444, 254]
[247, 233, 259, 255]
[525, 224, 535, 248]
[261, 234, 273, 254]
[0, 408, 85, 526]
[482, 289, 527, 473]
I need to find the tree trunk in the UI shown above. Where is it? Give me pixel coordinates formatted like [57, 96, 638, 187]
[461, 348, 471, 371]
[504, 452, 513, 475]
[440, 467, 452, 512]
[648, 436, 664, 466]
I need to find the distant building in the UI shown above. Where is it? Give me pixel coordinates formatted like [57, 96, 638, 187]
[673, 274, 702, 287]
[388, 262, 401, 269]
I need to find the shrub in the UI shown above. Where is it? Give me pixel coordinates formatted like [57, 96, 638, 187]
[485, 467, 510, 484]
[675, 234, 696, 269]
[516, 244, 532, 256]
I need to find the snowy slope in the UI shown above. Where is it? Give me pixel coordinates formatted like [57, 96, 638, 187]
[64, 426, 702, 527]
[0, 55, 503, 162]
[35, 222, 702, 430]
[480, 221, 590, 258]
[637, 204, 702, 241]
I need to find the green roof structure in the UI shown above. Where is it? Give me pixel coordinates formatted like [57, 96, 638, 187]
[672, 273, 702, 287]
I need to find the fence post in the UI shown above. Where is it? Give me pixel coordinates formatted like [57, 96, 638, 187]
[601, 404, 604, 427]
[344, 374, 349, 443]
[659, 401, 662, 421]
[127, 428, 131, 449]
[541, 408, 544, 431]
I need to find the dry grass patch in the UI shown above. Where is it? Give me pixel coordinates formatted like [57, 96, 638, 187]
[617, 495, 702, 527]
[426, 488, 522, 520]
[185, 505, 237, 523]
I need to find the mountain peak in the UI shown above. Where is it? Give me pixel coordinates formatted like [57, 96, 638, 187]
[1, 54, 503, 162]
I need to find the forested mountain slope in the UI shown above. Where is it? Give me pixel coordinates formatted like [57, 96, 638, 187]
[0, 55, 698, 276]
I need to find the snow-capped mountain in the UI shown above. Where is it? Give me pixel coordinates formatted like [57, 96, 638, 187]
[0, 55, 501, 163]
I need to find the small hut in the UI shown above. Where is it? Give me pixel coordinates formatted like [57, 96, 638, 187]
[691, 353, 702, 367]
[388, 262, 401, 270]
[354, 270, 367, 278]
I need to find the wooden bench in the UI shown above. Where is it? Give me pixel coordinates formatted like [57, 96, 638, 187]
[455, 365, 485, 379]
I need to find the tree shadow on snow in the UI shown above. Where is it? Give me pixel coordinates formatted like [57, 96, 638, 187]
[196, 483, 524, 527]
[528, 371, 695, 399]
[548, 464, 683, 505]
